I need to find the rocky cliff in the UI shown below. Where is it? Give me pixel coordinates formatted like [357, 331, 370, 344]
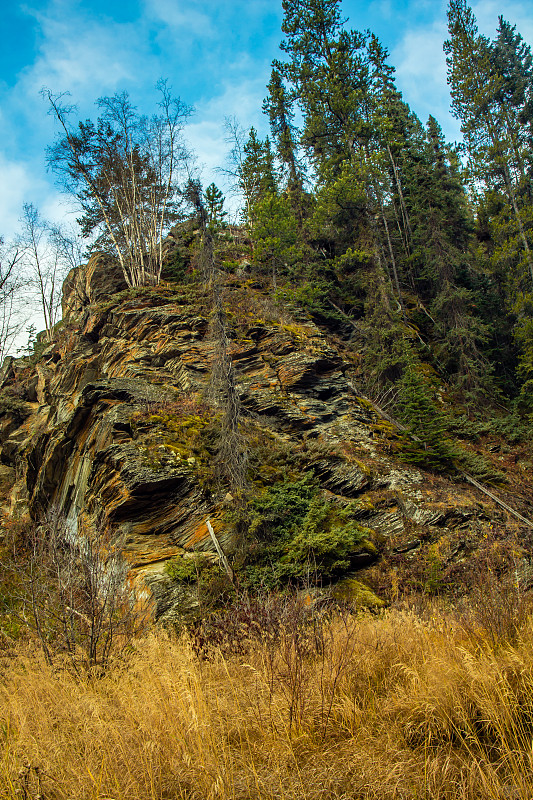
[1, 252, 532, 619]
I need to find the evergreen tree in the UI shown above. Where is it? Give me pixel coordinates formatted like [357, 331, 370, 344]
[491, 17, 533, 188]
[445, 1, 533, 403]
[278, 0, 405, 314]
[396, 353, 458, 472]
[204, 183, 226, 229]
[239, 129, 278, 228]
[263, 67, 303, 204]
[279, 0, 368, 182]
[250, 193, 301, 286]
[263, 0, 514, 409]
[405, 116, 491, 393]
[367, 33, 415, 265]
[444, 0, 533, 286]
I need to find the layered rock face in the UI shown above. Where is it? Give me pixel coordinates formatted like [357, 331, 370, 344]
[1, 256, 532, 615]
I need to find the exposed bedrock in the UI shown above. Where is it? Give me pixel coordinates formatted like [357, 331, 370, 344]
[0, 262, 531, 615]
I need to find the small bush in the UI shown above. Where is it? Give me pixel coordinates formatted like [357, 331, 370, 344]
[165, 553, 210, 583]
[165, 553, 236, 613]
[283, 496, 375, 579]
[230, 474, 375, 588]
[1, 510, 149, 673]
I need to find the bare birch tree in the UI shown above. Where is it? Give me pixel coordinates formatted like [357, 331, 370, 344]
[0, 237, 26, 361]
[19, 204, 66, 343]
[220, 116, 256, 226]
[43, 82, 192, 287]
[1, 509, 149, 673]
[48, 220, 86, 275]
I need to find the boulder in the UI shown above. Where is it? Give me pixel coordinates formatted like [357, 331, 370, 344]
[62, 254, 128, 320]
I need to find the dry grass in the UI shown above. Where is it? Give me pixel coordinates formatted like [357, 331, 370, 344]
[2, 603, 533, 800]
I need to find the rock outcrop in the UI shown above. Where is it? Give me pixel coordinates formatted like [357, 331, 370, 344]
[1, 258, 532, 616]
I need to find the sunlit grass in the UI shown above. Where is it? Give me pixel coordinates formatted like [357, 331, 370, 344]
[2, 602, 533, 799]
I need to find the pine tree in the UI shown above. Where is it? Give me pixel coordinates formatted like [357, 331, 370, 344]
[239, 129, 278, 229]
[444, 0, 533, 286]
[486, 18, 533, 297]
[397, 355, 458, 473]
[204, 183, 226, 230]
[279, 0, 368, 181]
[263, 67, 303, 204]
[278, 0, 405, 311]
[491, 17, 533, 188]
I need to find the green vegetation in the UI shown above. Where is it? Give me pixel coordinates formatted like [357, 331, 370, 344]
[132, 398, 221, 485]
[163, 474, 375, 594]
[3, 4, 533, 795]
[7, 0, 531, 463]
[165, 553, 210, 583]
[200, 0, 533, 457]
[227, 475, 376, 589]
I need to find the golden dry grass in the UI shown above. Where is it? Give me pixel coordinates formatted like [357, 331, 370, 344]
[2, 605, 533, 799]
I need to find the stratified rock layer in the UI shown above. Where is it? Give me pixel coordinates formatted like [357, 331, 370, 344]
[1, 260, 532, 613]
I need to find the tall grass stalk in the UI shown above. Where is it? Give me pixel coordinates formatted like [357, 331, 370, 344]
[2, 604, 533, 799]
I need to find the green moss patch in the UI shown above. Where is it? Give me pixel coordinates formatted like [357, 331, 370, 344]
[330, 578, 386, 609]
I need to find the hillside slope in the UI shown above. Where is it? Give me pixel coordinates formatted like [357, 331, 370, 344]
[0, 252, 532, 618]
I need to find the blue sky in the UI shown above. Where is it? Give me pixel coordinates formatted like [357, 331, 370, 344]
[1, 0, 532, 240]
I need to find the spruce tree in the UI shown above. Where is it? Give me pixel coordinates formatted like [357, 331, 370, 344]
[411, 116, 491, 394]
[445, 1, 533, 403]
[263, 67, 303, 205]
[444, 0, 533, 286]
[239, 129, 278, 229]
[204, 183, 226, 230]
[250, 193, 301, 287]
[396, 353, 458, 472]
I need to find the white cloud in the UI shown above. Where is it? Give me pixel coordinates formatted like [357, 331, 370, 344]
[395, 25, 448, 94]
[0, 155, 41, 240]
[0, 146, 75, 243]
[17, 6, 152, 103]
[367, 0, 394, 20]
[143, 0, 215, 37]
[388, 0, 532, 145]
[473, 0, 533, 42]
[185, 76, 270, 212]
[391, 2, 463, 142]
[40, 193, 78, 230]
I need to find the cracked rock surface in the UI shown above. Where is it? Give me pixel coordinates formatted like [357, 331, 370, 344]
[1, 259, 532, 612]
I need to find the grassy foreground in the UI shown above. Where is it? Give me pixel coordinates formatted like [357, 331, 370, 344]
[2, 599, 533, 800]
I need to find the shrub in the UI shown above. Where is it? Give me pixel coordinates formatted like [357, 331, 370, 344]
[283, 496, 375, 579]
[165, 552, 236, 613]
[1, 510, 149, 673]
[230, 474, 375, 588]
[165, 553, 210, 583]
